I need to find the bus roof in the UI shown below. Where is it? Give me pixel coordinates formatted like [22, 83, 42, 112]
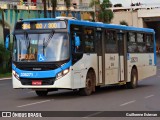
[22, 18, 58, 22]
[20, 18, 155, 33]
[68, 19, 155, 33]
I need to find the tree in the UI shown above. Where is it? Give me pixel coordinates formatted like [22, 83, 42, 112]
[64, 0, 71, 16]
[0, 8, 8, 45]
[120, 20, 128, 26]
[89, 0, 100, 21]
[51, 0, 57, 18]
[89, 0, 114, 23]
[42, 0, 47, 18]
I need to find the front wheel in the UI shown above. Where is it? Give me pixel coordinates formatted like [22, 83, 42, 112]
[79, 70, 96, 96]
[127, 68, 138, 89]
[35, 90, 48, 96]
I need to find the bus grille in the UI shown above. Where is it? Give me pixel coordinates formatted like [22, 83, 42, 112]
[20, 77, 55, 85]
[15, 63, 59, 71]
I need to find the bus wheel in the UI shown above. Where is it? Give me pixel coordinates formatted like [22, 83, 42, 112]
[79, 70, 96, 96]
[127, 68, 138, 89]
[35, 90, 48, 96]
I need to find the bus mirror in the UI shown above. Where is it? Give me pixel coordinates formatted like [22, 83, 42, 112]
[5, 36, 9, 49]
[75, 36, 80, 47]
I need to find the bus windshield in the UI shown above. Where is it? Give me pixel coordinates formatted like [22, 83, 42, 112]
[13, 32, 70, 62]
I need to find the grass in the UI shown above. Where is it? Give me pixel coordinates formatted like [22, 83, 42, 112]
[0, 73, 11, 78]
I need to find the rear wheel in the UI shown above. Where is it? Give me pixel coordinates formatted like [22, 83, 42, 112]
[79, 70, 96, 96]
[127, 68, 138, 89]
[35, 90, 48, 96]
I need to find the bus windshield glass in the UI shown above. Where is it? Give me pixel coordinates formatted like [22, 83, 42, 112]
[13, 32, 70, 62]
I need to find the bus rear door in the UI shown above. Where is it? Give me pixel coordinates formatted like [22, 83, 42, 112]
[117, 32, 127, 82]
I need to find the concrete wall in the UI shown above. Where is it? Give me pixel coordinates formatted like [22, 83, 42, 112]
[138, 8, 160, 18]
[111, 10, 143, 28]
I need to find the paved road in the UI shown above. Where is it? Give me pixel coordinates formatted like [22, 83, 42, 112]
[0, 67, 160, 119]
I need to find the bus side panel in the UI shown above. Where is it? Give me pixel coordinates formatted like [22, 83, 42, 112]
[72, 54, 98, 89]
[127, 53, 156, 82]
[137, 53, 156, 80]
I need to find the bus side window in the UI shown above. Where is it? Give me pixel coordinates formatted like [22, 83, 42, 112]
[95, 31, 102, 55]
[127, 32, 137, 53]
[105, 30, 117, 53]
[146, 34, 154, 53]
[84, 27, 95, 53]
[137, 33, 146, 53]
[70, 25, 83, 53]
[71, 33, 83, 53]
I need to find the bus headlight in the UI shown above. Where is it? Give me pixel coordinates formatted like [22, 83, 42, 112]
[12, 70, 20, 80]
[56, 68, 70, 79]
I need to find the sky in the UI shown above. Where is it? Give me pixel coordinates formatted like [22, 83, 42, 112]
[110, 0, 160, 6]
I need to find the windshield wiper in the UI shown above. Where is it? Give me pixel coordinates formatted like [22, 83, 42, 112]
[24, 31, 31, 50]
[42, 30, 55, 56]
[44, 30, 55, 48]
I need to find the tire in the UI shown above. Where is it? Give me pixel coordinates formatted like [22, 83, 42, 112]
[127, 68, 138, 89]
[79, 70, 96, 96]
[35, 90, 48, 96]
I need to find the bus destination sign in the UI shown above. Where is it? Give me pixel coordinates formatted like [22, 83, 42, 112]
[16, 21, 66, 30]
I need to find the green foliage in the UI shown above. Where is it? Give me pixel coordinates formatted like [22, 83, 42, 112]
[98, 9, 113, 23]
[101, 0, 112, 8]
[0, 73, 11, 78]
[89, 0, 100, 7]
[89, 0, 114, 23]
[0, 44, 12, 73]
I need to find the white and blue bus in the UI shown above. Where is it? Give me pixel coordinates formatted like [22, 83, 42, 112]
[8, 18, 156, 96]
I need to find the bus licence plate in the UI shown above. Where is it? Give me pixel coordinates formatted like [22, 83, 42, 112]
[32, 81, 42, 85]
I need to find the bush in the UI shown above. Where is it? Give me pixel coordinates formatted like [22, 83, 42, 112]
[0, 44, 12, 73]
[120, 20, 128, 26]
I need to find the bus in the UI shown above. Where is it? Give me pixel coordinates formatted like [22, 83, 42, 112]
[7, 18, 157, 96]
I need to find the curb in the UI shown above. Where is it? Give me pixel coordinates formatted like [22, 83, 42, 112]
[0, 78, 11, 81]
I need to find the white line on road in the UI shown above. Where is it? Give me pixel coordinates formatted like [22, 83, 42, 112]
[145, 95, 155, 99]
[83, 111, 103, 118]
[120, 100, 136, 107]
[17, 100, 51, 108]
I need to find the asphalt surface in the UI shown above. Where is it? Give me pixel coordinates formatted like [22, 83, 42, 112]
[0, 58, 160, 119]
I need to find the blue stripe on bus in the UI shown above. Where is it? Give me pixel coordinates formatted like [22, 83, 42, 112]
[154, 33, 157, 65]
[13, 60, 72, 78]
[12, 63, 16, 70]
